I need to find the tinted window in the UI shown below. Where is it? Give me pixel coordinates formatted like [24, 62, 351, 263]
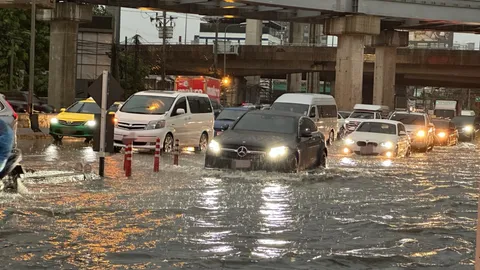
[452, 116, 474, 127]
[300, 117, 317, 132]
[187, 96, 200, 114]
[199, 97, 213, 113]
[172, 97, 187, 116]
[309, 106, 316, 118]
[349, 111, 375, 119]
[432, 120, 449, 129]
[357, 122, 396, 135]
[434, 109, 455, 119]
[390, 114, 425, 125]
[121, 95, 175, 115]
[271, 102, 309, 115]
[319, 105, 337, 118]
[66, 102, 100, 114]
[216, 109, 248, 121]
[233, 113, 296, 134]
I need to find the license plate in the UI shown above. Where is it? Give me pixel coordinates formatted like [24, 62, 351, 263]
[232, 159, 251, 169]
[216, 131, 223, 136]
[360, 145, 374, 155]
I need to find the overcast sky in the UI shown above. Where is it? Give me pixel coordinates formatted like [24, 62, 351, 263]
[119, 8, 480, 48]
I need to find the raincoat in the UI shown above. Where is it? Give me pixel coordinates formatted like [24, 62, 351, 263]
[0, 120, 13, 172]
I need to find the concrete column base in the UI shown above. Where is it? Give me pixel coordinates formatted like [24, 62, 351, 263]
[335, 35, 366, 110]
[373, 46, 397, 109]
[287, 73, 302, 92]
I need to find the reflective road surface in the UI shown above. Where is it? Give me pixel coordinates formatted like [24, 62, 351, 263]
[1, 139, 478, 269]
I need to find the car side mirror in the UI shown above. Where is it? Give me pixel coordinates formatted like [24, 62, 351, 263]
[300, 129, 312, 137]
[60, 108, 66, 113]
[214, 111, 220, 118]
[399, 131, 407, 136]
[221, 124, 229, 131]
[176, 108, 185, 115]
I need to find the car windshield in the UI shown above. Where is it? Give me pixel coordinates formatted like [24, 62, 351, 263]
[216, 109, 248, 121]
[66, 102, 100, 114]
[349, 111, 375, 119]
[233, 113, 296, 134]
[390, 114, 425, 125]
[452, 116, 475, 126]
[356, 122, 396, 135]
[432, 120, 450, 129]
[108, 104, 120, 112]
[339, 112, 351, 118]
[434, 109, 455, 119]
[270, 102, 309, 115]
[120, 95, 175, 115]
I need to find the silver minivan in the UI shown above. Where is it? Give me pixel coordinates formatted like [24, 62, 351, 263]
[0, 94, 18, 146]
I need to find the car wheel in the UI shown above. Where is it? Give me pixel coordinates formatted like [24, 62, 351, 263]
[52, 134, 63, 142]
[405, 147, 411, 157]
[198, 132, 209, 152]
[318, 149, 327, 168]
[163, 133, 174, 153]
[285, 154, 299, 173]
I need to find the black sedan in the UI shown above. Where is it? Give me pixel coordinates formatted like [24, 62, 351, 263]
[205, 110, 328, 172]
[452, 115, 480, 142]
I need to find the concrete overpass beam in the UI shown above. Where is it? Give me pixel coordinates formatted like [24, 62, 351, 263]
[324, 15, 381, 110]
[287, 22, 306, 92]
[37, 2, 92, 109]
[371, 30, 409, 109]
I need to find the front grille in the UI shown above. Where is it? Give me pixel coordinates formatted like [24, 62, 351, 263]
[118, 122, 147, 130]
[357, 141, 378, 147]
[221, 151, 265, 160]
[222, 144, 265, 152]
[58, 120, 85, 126]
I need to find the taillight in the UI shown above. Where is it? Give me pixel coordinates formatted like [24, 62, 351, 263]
[5, 100, 18, 120]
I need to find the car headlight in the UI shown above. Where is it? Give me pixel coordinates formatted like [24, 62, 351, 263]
[416, 130, 425, 137]
[344, 138, 355, 145]
[85, 120, 96, 127]
[208, 140, 221, 153]
[463, 125, 473, 133]
[146, 120, 166, 130]
[268, 146, 288, 158]
[50, 118, 58, 124]
[380, 141, 393, 149]
[345, 120, 350, 124]
[438, 132, 446, 138]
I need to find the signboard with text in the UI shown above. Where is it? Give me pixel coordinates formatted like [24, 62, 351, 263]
[174, 76, 221, 101]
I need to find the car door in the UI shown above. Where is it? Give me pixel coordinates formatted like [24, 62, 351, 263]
[397, 123, 409, 155]
[299, 117, 321, 168]
[168, 96, 189, 146]
[186, 96, 203, 145]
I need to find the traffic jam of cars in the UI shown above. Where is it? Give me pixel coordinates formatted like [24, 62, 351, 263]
[3, 84, 477, 174]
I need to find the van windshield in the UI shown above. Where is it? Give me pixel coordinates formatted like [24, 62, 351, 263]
[120, 95, 175, 115]
[270, 102, 309, 115]
[349, 111, 375, 119]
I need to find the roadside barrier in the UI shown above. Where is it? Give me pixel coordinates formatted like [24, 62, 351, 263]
[173, 139, 179, 165]
[153, 137, 161, 172]
[124, 143, 132, 177]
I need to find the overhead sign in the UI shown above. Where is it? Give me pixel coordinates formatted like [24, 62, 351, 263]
[475, 97, 480, 103]
[87, 73, 124, 108]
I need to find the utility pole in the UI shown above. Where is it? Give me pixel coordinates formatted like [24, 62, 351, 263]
[28, 0, 36, 114]
[134, 34, 139, 88]
[162, 11, 167, 84]
[184, 14, 187, 44]
[124, 36, 128, 83]
[9, 40, 14, 92]
[213, 19, 219, 77]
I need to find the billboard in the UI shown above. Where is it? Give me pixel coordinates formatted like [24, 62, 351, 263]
[409, 31, 454, 47]
[174, 76, 221, 101]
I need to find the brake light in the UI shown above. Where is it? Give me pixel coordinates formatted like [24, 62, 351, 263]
[5, 100, 17, 120]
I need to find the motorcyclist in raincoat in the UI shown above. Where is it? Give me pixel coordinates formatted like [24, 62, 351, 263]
[0, 119, 14, 173]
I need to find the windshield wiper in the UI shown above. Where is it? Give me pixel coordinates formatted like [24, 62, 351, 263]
[217, 118, 237, 121]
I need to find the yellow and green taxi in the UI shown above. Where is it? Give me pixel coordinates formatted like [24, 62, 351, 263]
[49, 98, 122, 142]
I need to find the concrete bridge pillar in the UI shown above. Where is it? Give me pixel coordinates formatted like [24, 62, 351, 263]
[37, 2, 92, 109]
[324, 15, 381, 110]
[287, 22, 306, 92]
[370, 30, 409, 109]
[245, 19, 262, 96]
[306, 23, 323, 93]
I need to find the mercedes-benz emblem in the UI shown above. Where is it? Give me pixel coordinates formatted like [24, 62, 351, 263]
[237, 146, 248, 157]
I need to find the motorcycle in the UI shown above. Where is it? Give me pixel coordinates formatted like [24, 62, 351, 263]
[0, 149, 25, 192]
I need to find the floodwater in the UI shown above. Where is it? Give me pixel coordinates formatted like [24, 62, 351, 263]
[1, 139, 478, 269]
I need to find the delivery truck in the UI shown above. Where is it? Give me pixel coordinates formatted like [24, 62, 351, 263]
[434, 100, 462, 119]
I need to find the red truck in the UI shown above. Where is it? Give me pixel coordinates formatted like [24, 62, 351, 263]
[174, 76, 221, 102]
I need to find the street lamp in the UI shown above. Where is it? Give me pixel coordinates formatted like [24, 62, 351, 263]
[223, 22, 246, 78]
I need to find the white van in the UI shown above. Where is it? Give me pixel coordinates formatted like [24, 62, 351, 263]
[270, 93, 338, 145]
[344, 104, 390, 134]
[114, 91, 214, 152]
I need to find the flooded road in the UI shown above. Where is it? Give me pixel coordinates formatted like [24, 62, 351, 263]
[2, 139, 478, 269]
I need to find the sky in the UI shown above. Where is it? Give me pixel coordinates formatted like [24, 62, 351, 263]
[119, 8, 480, 49]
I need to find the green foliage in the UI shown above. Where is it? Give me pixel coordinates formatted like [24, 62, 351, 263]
[0, 9, 50, 96]
[93, 5, 110, 16]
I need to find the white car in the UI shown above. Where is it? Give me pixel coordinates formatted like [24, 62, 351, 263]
[114, 91, 214, 152]
[343, 120, 411, 158]
[389, 111, 435, 152]
[344, 104, 389, 135]
[337, 111, 351, 139]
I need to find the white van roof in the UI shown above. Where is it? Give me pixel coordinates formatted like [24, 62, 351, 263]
[353, 104, 389, 112]
[274, 93, 336, 105]
[134, 90, 209, 98]
[461, 110, 475, 116]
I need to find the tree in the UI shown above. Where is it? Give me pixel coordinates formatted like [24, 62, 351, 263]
[0, 9, 50, 96]
[93, 5, 110, 16]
